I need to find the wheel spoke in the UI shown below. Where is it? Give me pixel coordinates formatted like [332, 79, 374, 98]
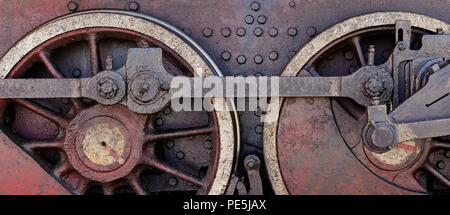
[53, 161, 72, 178]
[38, 51, 64, 78]
[13, 99, 69, 128]
[23, 139, 64, 151]
[87, 33, 101, 76]
[144, 126, 215, 142]
[102, 183, 115, 195]
[76, 176, 90, 195]
[127, 175, 147, 195]
[431, 140, 450, 150]
[424, 163, 450, 188]
[142, 158, 204, 187]
[351, 36, 366, 66]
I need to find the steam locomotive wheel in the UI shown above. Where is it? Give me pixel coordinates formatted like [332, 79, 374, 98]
[263, 12, 450, 194]
[0, 11, 237, 195]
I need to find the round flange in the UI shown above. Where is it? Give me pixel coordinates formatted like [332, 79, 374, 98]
[64, 105, 144, 183]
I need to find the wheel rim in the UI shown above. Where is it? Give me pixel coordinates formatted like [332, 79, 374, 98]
[0, 11, 237, 195]
[263, 12, 449, 194]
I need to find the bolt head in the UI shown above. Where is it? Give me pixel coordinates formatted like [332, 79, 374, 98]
[269, 51, 279, 60]
[398, 42, 407, 50]
[254, 55, 263, 64]
[245, 15, 254, 24]
[288, 27, 298, 37]
[250, 1, 260, 11]
[176, 151, 185, 160]
[221, 27, 231, 37]
[370, 124, 396, 149]
[203, 140, 213, 149]
[67, 1, 78, 11]
[237, 55, 247, 64]
[257, 15, 267, 24]
[202, 28, 213, 37]
[128, 1, 139, 11]
[221, 51, 231, 61]
[436, 161, 446, 170]
[168, 177, 178, 186]
[236, 27, 246, 37]
[269, 27, 278, 37]
[254, 27, 263, 37]
[306, 26, 316, 37]
[97, 77, 118, 99]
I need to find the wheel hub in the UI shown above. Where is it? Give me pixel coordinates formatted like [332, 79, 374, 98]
[64, 105, 144, 183]
[76, 117, 131, 172]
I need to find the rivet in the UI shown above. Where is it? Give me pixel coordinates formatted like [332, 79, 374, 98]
[221, 27, 231, 37]
[155, 118, 164, 126]
[269, 51, 279, 60]
[306, 26, 317, 37]
[349, 66, 357, 74]
[250, 1, 260, 11]
[254, 55, 263, 64]
[67, 1, 78, 11]
[245, 15, 254, 24]
[255, 124, 263, 134]
[254, 27, 263, 37]
[436, 161, 445, 170]
[165, 140, 175, 149]
[257, 15, 267, 24]
[289, 1, 296, 7]
[221, 51, 231, 61]
[183, 28, 192, 36]
[288, 27, 298, 37]
[237, 55, 247, 64]
[168, 177, 178, 186]
[72, 68, 81, 78]
[236, 27, 246, 37]
[269, 27, 278, 37]
[203, 140, 212, 149]
[344, 51, 354, 60]
[326, 52, 335, 60]
[128, 1, 139, 11]
[445, 150, 450, 158]
[163, 107, 171, 115]
[176, 151, 185, 160]
[202, 28, 213, 37]
[288, 51, 296, 59]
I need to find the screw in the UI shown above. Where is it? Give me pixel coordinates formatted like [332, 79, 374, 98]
[128, 1, 139, 11]
[254, 27, 263, 37]
[97, 77, 118, 99]
[344, 51, 354, 60]
[155, 118, 164, 126]
[254, 55, 263, 64]
[221, 27, 231, 37]
[245, 15, 254, 24]
[306, 26, 316, 37]
[168, 177, 178, 186]
[257, 15, 267, 24]
[398, 42, 407, 51]
[250, 1, 260, 11]
[72, 68, 81, 78]
[221, 51, 231, 61]
[202, 28, 213, 37]
[288, 27, 297, 37]
[289, 1, 296, 7]
[203, 140, 212, 149]
[67, 1, 78, 11]
[237, 55, 247, 64]
[176, 151, 185, 160]
[269, 51, 279, 60]
[165, 140, 175, 149]
[236, 27, 246, 37]
[269, 27, 278, 37]
[436, 161, 445, 170]
[255, 124, 263, 134]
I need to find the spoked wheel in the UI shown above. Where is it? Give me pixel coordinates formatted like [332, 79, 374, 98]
[263, 12, 450, 194]
[0, 11, 237, 195]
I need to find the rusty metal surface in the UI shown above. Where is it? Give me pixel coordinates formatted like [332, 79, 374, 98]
[0, 0, 449, 195]
[0, 129, 70, 195]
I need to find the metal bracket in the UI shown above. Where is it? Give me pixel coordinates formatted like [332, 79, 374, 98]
[225, 154, 263, 195]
